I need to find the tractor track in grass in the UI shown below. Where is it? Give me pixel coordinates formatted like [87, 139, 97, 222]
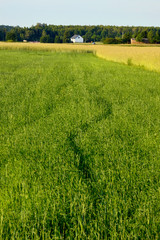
[67, 96, 113, 214]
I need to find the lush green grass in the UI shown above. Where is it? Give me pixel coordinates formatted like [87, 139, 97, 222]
[0, 50, 160, 239]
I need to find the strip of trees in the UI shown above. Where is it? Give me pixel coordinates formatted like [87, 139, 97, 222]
[0, 24, 160, 44]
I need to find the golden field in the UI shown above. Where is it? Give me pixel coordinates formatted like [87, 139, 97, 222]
[1, 42, 160, 72]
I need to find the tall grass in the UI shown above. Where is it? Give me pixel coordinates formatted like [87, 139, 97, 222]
[0, 50, 160, 239]
[1, 42, 160, 72]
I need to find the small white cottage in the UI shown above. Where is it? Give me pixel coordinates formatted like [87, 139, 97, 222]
[71, 35, 83, 43]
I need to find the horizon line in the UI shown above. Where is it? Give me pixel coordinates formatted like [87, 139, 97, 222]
[0, 23, 160, 28]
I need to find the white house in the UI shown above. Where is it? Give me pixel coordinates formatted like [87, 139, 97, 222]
[71, 35, 83, 43]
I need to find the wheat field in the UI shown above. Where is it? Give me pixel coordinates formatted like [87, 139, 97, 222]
[1, 42, 160, 72]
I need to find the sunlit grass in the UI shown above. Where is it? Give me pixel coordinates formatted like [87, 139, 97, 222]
[1, 42, 160, 72]
[0, 50, 160, 239]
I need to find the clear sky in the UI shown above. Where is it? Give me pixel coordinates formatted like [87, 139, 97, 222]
[0, 0, 160, 27]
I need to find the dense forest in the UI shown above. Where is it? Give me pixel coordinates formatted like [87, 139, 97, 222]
[0, 24, 160, 43]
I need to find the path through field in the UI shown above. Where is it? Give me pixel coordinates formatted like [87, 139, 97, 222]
[0, 50, 160, 239]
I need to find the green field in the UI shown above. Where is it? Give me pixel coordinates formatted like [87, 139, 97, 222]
[0, 50, 160, 239]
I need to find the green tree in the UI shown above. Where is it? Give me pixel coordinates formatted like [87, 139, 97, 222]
[25, 30, 35, 41]
[101, 29, 108, 39]
[141, 30, 148, 38]
[2, 24, 160, 44]
[147, 30, 154, 43]
[122, 32, 132, 43]
[84, 31, 92, 42]
[6, 32, 16, 41]
[91, 34, 96, 42]
[136, 30, 148, 42]
[63, 31, 71, 43]
[155, 30, 160, 43]
[40, 35, 52, 43]
[0, 29, 6, 41]
[54, 35, 61, 43]
[42, 30, 47, 36]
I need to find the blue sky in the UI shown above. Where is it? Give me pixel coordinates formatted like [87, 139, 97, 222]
[0, 0, 160, 27]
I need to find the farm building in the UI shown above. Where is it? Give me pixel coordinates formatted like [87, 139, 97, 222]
[71, 35, 83, 43]
[131, 38, 149, 44]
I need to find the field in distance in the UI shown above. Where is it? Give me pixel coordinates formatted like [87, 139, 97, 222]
[1, 42, 160, 72]
[0, 49, 160, 239]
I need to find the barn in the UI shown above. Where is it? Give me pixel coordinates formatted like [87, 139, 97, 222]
[131, 38, 149, 44]
[71, 35, 83, 43]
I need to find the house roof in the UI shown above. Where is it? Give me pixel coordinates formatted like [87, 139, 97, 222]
[71, 35, 81, 39]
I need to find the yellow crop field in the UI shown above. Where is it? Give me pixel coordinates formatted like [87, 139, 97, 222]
[1, 42, 160, 72]
[95, 45, 160, 72]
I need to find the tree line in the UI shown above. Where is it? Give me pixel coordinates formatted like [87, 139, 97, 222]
[0, 24, 160, 44]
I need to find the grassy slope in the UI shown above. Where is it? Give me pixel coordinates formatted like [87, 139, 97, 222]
[0, 50, 160, 239]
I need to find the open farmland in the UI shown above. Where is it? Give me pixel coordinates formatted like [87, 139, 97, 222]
[1, 42, 160, 72]
[0, 49, 160, 239]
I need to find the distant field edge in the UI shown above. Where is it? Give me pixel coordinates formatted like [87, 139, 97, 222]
[1, 42, 160, 73]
